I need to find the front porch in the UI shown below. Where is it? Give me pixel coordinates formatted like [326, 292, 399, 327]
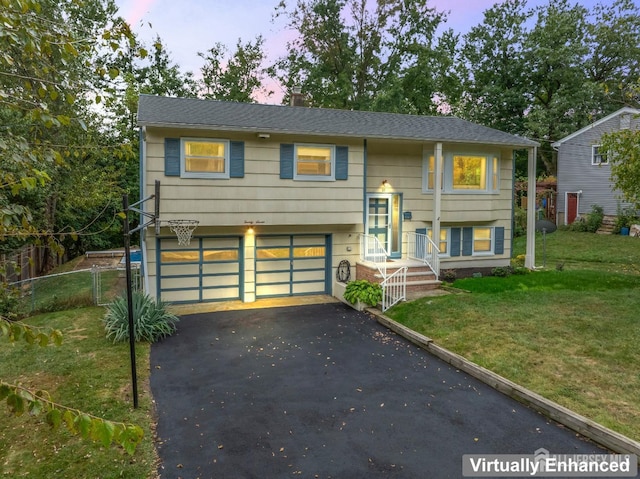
[355, 259, 441, 296]
[355, 233, 441, 311]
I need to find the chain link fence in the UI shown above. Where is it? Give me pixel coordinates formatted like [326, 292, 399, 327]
[8, 265, 141, 314]
[92, 265, 141, 306]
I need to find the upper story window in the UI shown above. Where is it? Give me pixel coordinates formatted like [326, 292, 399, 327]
[423, 152, 500, 193]
[592, 145, 608, 165]
[453, 155, 486, 190]
[425, 156, 443, 190]
[294, 144, 335, 180]
[181, 138, 230, 179]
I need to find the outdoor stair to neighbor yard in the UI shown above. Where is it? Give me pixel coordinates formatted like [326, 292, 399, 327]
[356, 259, 442, 299]
[596, 215, 616, 234]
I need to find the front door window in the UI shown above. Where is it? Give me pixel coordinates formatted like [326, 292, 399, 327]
[366, 193, 401, 258]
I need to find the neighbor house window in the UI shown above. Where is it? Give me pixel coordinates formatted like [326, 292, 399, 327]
[592, 145, 608, 165]
[453, 155, 487, 190]
[181, 138, 230, 178]
[473, 227, 493, 254]
[294, 144, 335, 180]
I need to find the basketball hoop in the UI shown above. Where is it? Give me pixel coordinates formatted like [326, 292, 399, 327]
[168, 219, 199, 246]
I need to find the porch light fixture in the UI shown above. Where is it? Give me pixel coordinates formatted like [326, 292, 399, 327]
[257, 133, 270, 139]
[382, 179, 389, 189]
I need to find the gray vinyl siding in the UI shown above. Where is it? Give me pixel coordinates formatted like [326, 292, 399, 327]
[556, 112, 639, 219]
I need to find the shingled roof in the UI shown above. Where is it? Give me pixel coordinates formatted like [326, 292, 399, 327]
[137, 94, 538, 148]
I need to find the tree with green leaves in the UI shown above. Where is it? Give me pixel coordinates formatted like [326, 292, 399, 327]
[0, 0, 146, 453]
[199, 36, 270, 102]
[524, 0, 593, 174]
[271, 0, 451, 112]
[456, 0, 532, 134]
[585, 0, 640, 109]
[0, 0, 147, 267]
[600, 110, 640, 210]
[456, 0, 640, 176]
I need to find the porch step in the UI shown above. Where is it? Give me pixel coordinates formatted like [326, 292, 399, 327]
[356, 261, 442, 295]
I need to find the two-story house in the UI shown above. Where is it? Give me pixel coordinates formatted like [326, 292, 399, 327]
[553, 107, 640, 225]
[136, 94, 538, 306]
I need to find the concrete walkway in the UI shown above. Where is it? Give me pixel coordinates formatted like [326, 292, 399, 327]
[151, 302, 619, 479]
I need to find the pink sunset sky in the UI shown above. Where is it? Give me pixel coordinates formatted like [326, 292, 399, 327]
[114, 0, 604, 103]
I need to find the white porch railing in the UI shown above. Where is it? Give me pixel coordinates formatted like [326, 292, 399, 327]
[360, 234, 387, 278]
[381, 266, 407, 312]
[406, 231, 440, 280]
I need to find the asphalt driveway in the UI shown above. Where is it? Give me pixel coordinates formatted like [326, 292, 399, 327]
[151, 302, 611, 478]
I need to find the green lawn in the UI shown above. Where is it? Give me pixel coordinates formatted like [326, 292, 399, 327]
[387, 230, 640, 441]
[0, 309, 156, 477]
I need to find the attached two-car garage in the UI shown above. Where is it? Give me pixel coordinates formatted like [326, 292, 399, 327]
[157, 234, 331, 303]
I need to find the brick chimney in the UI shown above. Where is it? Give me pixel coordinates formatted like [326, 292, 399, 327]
[290, 86, 306, 107]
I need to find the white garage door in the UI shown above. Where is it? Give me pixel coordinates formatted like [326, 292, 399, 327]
[255, 235, 330, 298]
[158, 236, 242, 303]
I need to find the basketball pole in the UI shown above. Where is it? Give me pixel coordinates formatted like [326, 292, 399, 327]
[121, 180, 160, 410]
[122, 193, 139, 409]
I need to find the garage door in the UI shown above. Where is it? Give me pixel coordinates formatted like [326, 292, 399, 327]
[158, 236, 242, 303]
[255, 235, 330, 298]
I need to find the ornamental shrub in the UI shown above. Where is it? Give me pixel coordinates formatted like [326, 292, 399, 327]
[343, 280, 382, 306]
[103, 291, 179, 343]
[585, 204, 604, 233]
[491, 266, 513, 277]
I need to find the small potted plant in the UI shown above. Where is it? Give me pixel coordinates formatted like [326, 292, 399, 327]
[343, 279, 383, 311]
[615, 205, 638, 235]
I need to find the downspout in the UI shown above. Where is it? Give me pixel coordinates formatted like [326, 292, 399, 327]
[432, 142, 443, 256]
[362, 138, 368, 228]
[525, 146, 537, 269]
[139, 126, 150, 293]
[511, 149, 516, 261]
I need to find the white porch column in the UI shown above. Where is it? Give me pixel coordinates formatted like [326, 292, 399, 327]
[525, 147, 537, 269]
[244, 229, 256, 302]
[432, 142, 443, 250]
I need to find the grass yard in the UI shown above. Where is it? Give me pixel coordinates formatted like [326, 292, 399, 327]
[0, 308, 157, 478]
[14, 257, 126, 316]
[387, 230, 640, 442]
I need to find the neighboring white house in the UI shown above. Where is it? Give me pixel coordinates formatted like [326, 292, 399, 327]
[553, 107, 640, 225]
[136, 94, 538, 305]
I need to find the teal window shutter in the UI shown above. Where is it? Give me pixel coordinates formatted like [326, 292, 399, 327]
[164, 138, 180, 176]
[450, 228, 461, 257]
[494, 226, 505, 254]
[335, 146, 348, 180]
[462, 227, 473, 256]
[230, 141, 244, 178]
[280, 144, 294, 179]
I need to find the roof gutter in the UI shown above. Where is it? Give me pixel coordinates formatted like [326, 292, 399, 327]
[137, 121, 539, 149]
